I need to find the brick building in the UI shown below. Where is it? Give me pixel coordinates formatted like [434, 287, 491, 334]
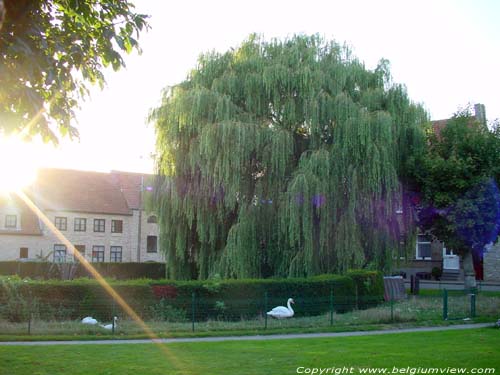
[0, 168, 163, 264]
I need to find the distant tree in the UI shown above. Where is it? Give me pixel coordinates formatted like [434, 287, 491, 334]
[411, 108, 500, 288]
[0, 0, 148, 143]
[150, 35, 427, 280]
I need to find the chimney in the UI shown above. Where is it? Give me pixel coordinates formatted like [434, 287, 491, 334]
[474, 103, 487, 128]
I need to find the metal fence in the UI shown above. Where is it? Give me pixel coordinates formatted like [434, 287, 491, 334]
[0, 289, 498, 337]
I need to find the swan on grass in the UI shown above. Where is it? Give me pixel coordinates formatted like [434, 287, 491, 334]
[100, 316, 118, 330]
[81, 316, 98, 325]
[267, 298, 295, 319]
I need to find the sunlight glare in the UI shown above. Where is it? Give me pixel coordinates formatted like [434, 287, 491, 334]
[0, 136, 38, 194]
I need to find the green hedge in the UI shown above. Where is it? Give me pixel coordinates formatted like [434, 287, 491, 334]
[0, 261, 166, 280]
[0, 271, 383, 322]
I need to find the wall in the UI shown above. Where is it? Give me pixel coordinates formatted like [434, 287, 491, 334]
[41, 210, 136, 262]
[484, 243, 500, 282]
[0, 234, 45, 260]
[0, 208, 164, 264]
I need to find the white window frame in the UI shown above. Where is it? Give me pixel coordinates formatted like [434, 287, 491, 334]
[53, 244, 67, 263]
[416, 234, 432, 260]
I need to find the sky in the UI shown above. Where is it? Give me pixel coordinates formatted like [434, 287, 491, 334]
[33, 0, 500, 174]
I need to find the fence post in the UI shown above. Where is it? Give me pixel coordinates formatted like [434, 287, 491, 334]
[191, 292, 196, 332]
[28, 313, 32, 335]
[264, 292, 268, 330]
[443, 289, 448, 320]
[329, 288, 334, 326]
[354, 284, 359, 310]
[28, 291, 33, 335]
[390, 288, 394, 322]
[470, 293, 476, 318]
[112, 300, 116, 335]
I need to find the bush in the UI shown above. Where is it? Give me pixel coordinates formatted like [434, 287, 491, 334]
[0, 261, 166, 280]
[0, 271, 383, 322]
[150, 299, 187, 322]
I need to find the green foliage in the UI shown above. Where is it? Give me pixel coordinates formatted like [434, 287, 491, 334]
[412, 107, 500, 256]
[0, 261, 166, 280]
[0, 0, 148, 143]
[414, 107, 500, 208]
[0, 277, 31, 322]
[150, 299, 187, 322]
[150, 34, 427, 279]
[0, 271, 383, 322]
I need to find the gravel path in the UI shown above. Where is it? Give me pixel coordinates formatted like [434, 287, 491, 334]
[0, 323, 494, 346]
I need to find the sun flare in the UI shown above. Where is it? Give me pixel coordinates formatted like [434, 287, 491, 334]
[0, 136, 39, 194]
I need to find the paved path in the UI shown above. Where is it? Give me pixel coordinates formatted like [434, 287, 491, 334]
[0, 323, 494, 346]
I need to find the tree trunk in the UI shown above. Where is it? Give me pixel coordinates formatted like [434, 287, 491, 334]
[462, 250, 477, 290]
[0, 0, 4, 31]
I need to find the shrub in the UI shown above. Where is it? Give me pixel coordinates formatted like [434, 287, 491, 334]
[0, 271, 383, 322]
[0, 261, 166, 280]
[150, 299, 187, 322]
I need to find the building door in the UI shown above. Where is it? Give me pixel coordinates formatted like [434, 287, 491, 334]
[443, 247, 460, 270]
[473, 251, 484, 281]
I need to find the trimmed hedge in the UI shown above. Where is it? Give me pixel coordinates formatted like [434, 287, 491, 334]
[0, 261, 166, 280]
[0, 271, 383, 322]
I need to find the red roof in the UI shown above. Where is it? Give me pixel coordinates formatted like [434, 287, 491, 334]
[109, 171, 149, 210]
[33, 168, 151, 215]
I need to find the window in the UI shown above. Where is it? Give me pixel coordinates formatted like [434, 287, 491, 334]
[54, 244, 67, 263]
[147, 215, 157, 223]
[110, 246, 122, 262]
[54, 217, 67, 231]
[416, 234, 432, 260]
[92, 246, 105, 262]
[93, 219, 105, 232]
[5, 214, 17, 228]
[111, 220, 123, 233]
[147, 235, 157, 253]
[20, 247, 28, 259]
[74, 218, 86, 232]
[74, 245, 85, 261]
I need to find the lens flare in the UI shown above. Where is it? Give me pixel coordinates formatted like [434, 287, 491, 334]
[0, 136, 38, 194]
[16, 190, 198, 373]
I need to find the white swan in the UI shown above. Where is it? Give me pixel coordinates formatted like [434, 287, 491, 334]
[100, 316, 118, 330]
[267, 298, 295, 319]
[81, 316, 98, 325]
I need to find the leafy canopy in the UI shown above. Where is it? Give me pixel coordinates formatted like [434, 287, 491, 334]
[150, 35, 427, 280]
[413, 108, 500, 255]
[0, 0, 148, 143]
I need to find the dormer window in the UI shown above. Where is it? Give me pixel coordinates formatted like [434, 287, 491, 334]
[5, 214, 17, 229]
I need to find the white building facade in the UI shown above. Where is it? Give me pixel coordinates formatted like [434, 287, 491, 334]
[0, 169, 163, 264]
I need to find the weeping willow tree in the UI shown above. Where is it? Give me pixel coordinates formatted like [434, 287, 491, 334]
[149, 35, 427, 280]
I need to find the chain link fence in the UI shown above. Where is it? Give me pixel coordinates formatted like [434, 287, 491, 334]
[0, 289, 498, 337]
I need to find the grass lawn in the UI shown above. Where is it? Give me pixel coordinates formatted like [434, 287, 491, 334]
[0, 329, 499, 375]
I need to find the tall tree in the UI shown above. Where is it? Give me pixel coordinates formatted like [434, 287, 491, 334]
[412, 108, 500, 288]
[0, 0, 148, 143]
[150, 35, 427, 280]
